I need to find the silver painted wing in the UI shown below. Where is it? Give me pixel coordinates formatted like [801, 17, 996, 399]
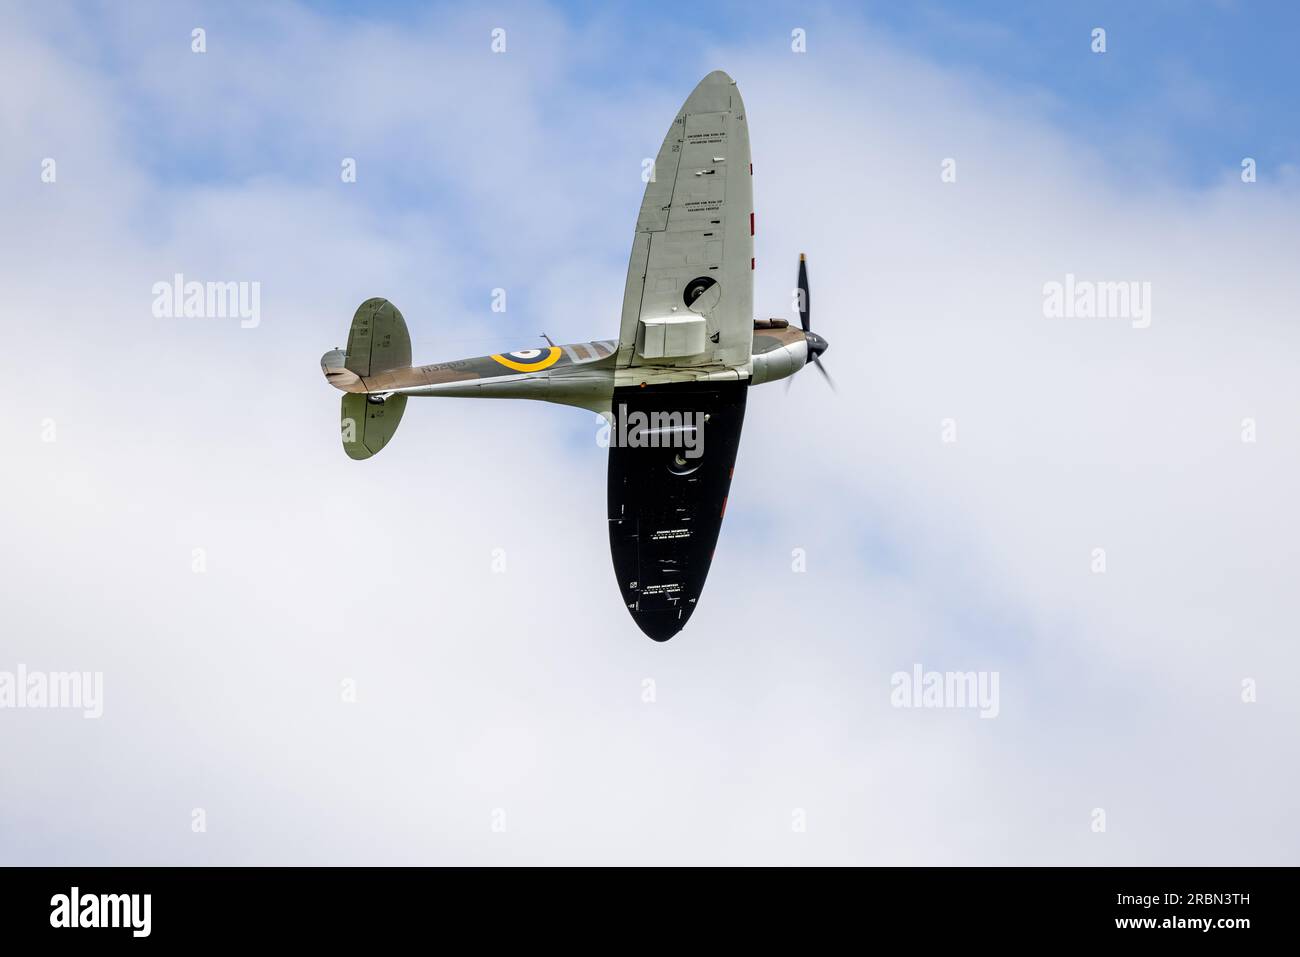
[617, 71, 754, 371]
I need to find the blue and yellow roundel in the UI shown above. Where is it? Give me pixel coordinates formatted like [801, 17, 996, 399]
[490, 347, 562, 373]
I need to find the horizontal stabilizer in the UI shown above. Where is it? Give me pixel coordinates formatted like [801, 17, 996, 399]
[341, 393, 407, 460]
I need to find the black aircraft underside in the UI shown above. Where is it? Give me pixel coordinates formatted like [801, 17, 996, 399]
[606, 381, 748, 641]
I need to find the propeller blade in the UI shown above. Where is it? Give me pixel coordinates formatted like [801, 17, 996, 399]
[813, 356, 836, 392]
[797, 253, 810, 332]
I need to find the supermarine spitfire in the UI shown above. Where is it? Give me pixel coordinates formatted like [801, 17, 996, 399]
[321, 71, 830, 641]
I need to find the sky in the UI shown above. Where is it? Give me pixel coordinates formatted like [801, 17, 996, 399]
[1, 1, 1297, 865]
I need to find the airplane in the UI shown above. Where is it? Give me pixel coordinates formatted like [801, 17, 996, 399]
[321, 70, 831, 641]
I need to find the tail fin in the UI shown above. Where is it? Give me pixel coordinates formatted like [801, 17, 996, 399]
[345, 297, 411, 377]
[330, 298, 412, 460]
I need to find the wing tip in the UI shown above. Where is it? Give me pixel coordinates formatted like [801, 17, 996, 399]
[684, 70, 738, 111]
[631, 605, 696, 642]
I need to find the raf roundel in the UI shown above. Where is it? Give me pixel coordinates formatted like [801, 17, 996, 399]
[489, 346, 563, 373]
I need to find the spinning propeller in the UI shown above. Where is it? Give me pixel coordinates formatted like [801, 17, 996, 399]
[794, 253, 833, 390]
